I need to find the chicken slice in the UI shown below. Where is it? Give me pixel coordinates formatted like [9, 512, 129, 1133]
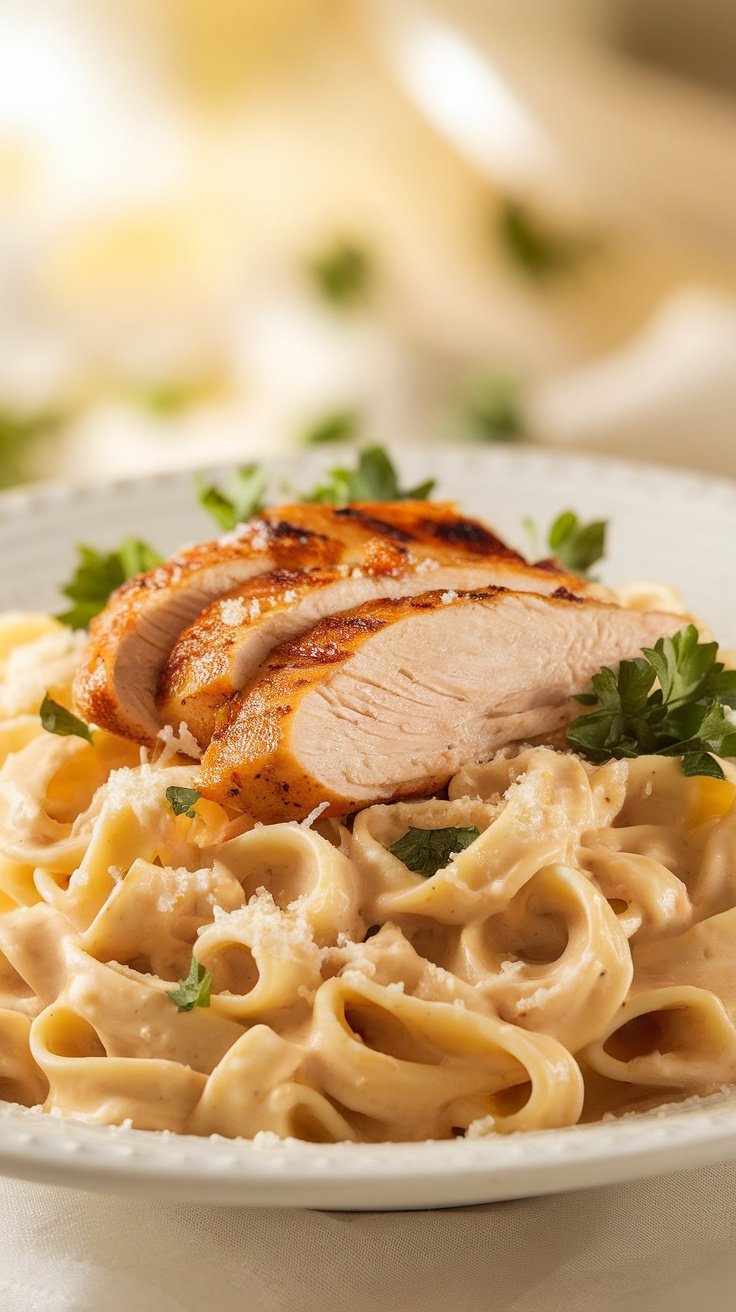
[73, 501, 575, 743]
[160, 556, 589, 749]
[198, 587, 682, 822]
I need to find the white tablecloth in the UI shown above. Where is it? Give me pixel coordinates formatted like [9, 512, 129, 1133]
[1, 1163, 735, 1311]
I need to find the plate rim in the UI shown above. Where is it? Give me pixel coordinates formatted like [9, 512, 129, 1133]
[3, 442, 736, 1208]
[3, 441, 736, 509]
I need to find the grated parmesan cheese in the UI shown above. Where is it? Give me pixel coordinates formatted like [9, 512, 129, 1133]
[299, 800, 330, 829]
[220, 597, 247, 626]
[218, 521, 269, 551]
[156, 722, 202, 763]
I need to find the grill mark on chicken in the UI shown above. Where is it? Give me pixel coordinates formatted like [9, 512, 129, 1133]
[421, 517, 515, 557]
[333, 506, 417, 542]
[265, 519, 329, 543]
[74, 500, 595, 746]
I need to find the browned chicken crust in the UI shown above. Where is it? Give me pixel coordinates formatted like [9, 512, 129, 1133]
[159, 558, 588, 749]
[73, 501, 575, 743]
[197, 586, 682, 822]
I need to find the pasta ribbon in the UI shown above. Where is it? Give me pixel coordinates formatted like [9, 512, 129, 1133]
[216, 823, 361, 945]
[196, 890, 324, 1020]
[307, 973, 583, 1138]
[455, 863, 632, 1050]
[0, 611, 734, 1143]
[582, 986, 736, 1093]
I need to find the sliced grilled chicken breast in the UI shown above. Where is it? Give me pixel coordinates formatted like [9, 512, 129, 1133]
[73, 501, 575, 743]
[160, 557, 589, 749]
[198, 588, 682, 822]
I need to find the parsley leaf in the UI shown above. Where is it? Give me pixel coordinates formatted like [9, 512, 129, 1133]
[681, 752, 727, 780]
[309, 240, 371, 307]
[166, 956, 212, 1012]
[548, 510, 607, 577]
[165, 786, 201, 819]
[57, 538, 163, 630]
[40, 694, 93, 744]
[302, 410, 360, 446]
[523, 510, 607, 578]
[307, 445, 435, 505]
[389, 826, 480, 877]
[196, 464, 268, 531]
[567, 624, 736, 779]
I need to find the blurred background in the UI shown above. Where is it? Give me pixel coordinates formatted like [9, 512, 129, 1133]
[0, 0, 735, 490]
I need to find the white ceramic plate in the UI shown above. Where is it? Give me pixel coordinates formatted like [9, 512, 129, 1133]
[2, 444, 736, 1210]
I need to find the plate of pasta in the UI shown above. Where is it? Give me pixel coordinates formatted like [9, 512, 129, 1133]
[2, 444, 736, 1210]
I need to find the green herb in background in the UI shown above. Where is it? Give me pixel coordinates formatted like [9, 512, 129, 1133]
[308, 239, 372, 307]
[165, 786, 201, 819]
[57, 538, 163, 629]
[307, 444, 435, 504]
[302, 409, 360, 446]
[196, 446, 434, 529]
[166, 956, 212, 1012]
[0, 409, 64, 490]
[131, 373, 227, 418]
[40, 694, 93, 744]
[133, 382, 194, 418]
[567, 625, 736, 780]
[389, 826, 481, 878]
[454, 375, 525, 444]
[497, 200, 589, 280]
[196, 464, 268, 531]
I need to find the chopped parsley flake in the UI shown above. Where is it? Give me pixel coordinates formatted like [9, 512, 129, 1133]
[57, 539, 163, 630]
[166, 956, 212, 1012]
[40, 695, 93, 744]
[307, 445, 435, 504]
[196, 464, 268, 532]
[389, 825, 481, 877]
[165, 786, 201, 819]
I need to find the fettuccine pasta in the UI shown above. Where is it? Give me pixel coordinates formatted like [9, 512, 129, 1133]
[1, 611, 736, 1142]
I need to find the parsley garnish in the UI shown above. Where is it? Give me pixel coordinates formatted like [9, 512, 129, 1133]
[523, 510, 607, 578]
[166, 956, 212, 1012]
[548, 510, 607, 576]
[309, 239, 371, 307]
[40, 694, 93, 744]
[302, 410, 360, 446]
[497, 200, 588, 279]
[196, 464, 267, 531]
[307, 445, 435, 504]
[566, 624, 736, 780]
[389, 826, 481, 877]
[57, 538, 163, 629]
[165, 786, 201, 819]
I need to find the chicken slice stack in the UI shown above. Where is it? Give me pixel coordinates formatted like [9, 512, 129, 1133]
[74, 500, 681, 820]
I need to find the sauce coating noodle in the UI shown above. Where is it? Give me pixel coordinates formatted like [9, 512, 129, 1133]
[1, 611, 736, 1141]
